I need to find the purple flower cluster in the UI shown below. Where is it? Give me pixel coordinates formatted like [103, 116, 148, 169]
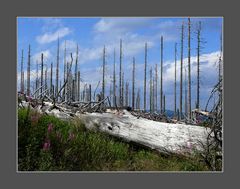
[43, 139, 51, 151]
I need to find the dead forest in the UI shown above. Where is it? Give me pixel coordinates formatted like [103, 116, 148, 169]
[18, 18, 223, 170]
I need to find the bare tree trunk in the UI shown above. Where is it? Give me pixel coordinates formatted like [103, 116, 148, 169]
[113, 49, 116, 107]
[185, 67, 187, 122]
[188, 17, 192, 120]
[122, 72, 124, 106]
[20, 49, 24, 93]
[125, 82, 129, 106]
[35, 61, 39, 97]
[144, 43, 147, 111]
[150, 67, 153, 113]
[163, 94, 166, 114]
[102, 45, 106, 99]
[196, 21, 201, 109]
[136, 88, 141, 110]
[50, 62, 53, 97]
[119, 39, 123, 107]
[160, 36, 163, 114]
[74, 44, 79, 101]
[78, 71, 80, 101]
[155, 64, 158, 112]
[132, 57, 135, 110]
[45, 67, 48, 92]
[40, 53, 44, 98]
[180, 22, 184, 119]
[63, 41, 66, 100]
[27, 45, 31, 96]
[55, 37, 60, 100]
[89, 84, 92, 102]
[174, 43, 177, 116]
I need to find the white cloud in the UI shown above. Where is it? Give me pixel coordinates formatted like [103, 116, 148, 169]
[36, 27, 71, 44]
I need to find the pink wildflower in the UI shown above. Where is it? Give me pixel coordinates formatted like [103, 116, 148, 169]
[43, 139, 51, 151]
[68, 132, 75, 141]
[47, 123, 54, 133]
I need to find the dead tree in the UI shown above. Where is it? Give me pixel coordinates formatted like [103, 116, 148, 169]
[27, 45, 31, 96]
[160, 36, 163, 114]
[150, 67, 153, 113]
[174, 43, 177, 116]
[89, 84, 92, 102]
[78, 71, 80, 101]
[63, 41, 67, 101]
[132, 57, 135, 110]
[196, 21, 202, 109]
[119, 39, 123, 107]
[45, 67, 48, 91]
[184, 67, 187, 122]
[50, 62, 53, 97]
[125, 82, 129, 106]
[136, 88, 141, 110]
[74, 44, 79, 101]
[144, 42, 147, 111]
[35, 61, 39, 97]
[102, 45, 106, 99]
[180, 22, 184, 119]
[154, 64, 158, 112]
[40, 53, 44, 98]
[20, 49, 24, 93]
[163, 94, 166, 114]
[188, 17, 192, 120]
[55, 37, 60, 99]
[122, 72, 124, 106]
[113, 49, 116, 107]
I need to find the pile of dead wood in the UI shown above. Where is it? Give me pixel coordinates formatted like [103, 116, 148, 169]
[130, 111, 173, 123]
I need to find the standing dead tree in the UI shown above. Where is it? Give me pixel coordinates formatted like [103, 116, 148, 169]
[27, 45, 31, 96]
[74, 44, 79, 101]
[154, 64, 158, 112]
[144, 42, 147, 111]
[20, 49, 24, 93]
[132, 57, 135, 110]
[63, 41, 67, 101]
[55, 37, 60, 100]
[196, 21, 202, 110]
[40, 53, 44, 98]
[187, 17, 192, 120]
[125, 82, 129, 106]
[149, 67, 153, 113]
[102, 45, 106, 100]
[45, 67, 48, 92]
[35, 61, 39, 98]
[180, 22, 184, 120]
[160, 36, 163, 114]
[50, 62, 53, 97]
[136, 88, 141, 110]
[119, 39, 123, 107]
[78, 71, 80, 101]
[122, 72, 124, 106]
[174, 43, 177, 116]
[113, 49, 117, 107]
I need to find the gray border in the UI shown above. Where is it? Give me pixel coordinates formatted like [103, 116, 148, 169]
[0, 0, 238, 188]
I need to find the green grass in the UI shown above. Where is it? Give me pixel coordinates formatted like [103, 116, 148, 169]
[18, 107, 210, 171]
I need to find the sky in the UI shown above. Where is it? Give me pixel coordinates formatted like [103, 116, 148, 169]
[17, 17, 223, 111]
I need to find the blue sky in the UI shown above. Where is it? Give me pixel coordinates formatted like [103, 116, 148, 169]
[17, 17, 223, 111]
